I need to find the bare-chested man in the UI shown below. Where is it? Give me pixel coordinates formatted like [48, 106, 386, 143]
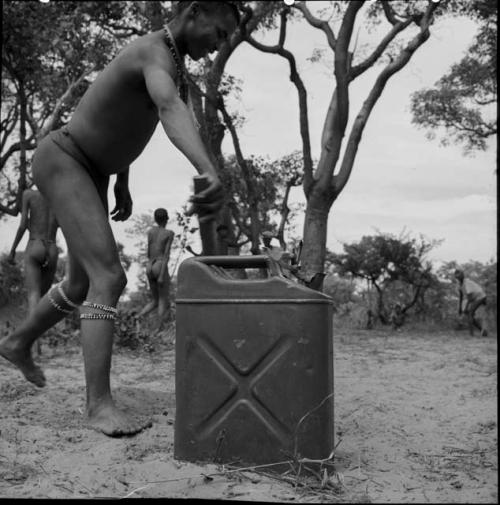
[454, 269, 488, 337]
[9, 188, 60, 354]
[0, 1, 239, 437]
[139, 208, 174, 325]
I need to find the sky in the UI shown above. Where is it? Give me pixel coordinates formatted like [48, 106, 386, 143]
[0, 1, 497, 289]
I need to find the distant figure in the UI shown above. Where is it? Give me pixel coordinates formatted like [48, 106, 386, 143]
[454, 269, 488, 337]
[8, 189, 60, 354]
[390, 303, 405, 330]
[139, 208, 174, 326]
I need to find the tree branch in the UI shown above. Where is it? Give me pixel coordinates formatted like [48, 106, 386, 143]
[349, 18, 413, 81]
[0, 139, 37, 170]
[245, 10, 313, 195]
[334, 4, 438, 195]
[293, 1, 336, 50]
[314, 2, 363, 190]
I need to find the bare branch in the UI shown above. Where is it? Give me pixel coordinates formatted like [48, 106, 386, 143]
[277, 174, 299, 249]
[245, 14, 313, 194]
[293, 1, 336, 50]
[381, 1, 405, 25]
[349, 18, 413, 81]
[0, 139, 37, 170]
[0, 101, 19, 153]
[0, 201, 18, 216]
[334, 4, 438, 194]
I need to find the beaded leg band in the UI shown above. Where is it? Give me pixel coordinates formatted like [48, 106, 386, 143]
[48, 282, 79, 315]
[80, 301, 117, 321]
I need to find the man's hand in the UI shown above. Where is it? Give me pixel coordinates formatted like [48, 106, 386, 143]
[111, 181, 133, 221]
[7, 252, 16, 265]
[186, 173, 224, 223]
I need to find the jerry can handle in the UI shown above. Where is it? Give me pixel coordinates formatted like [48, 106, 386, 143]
[190, 255, 285, 276]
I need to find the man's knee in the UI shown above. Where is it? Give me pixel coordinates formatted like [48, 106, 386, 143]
[64, 278, 89, 305]
[91, 264, 127, 298]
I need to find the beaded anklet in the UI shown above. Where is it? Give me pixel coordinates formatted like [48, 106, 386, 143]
[56, 282, 79, 309]
[80, 300, 117, 321]
[48, 288, 73, 315]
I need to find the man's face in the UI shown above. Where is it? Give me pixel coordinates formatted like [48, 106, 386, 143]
[186, 8, 238, 60]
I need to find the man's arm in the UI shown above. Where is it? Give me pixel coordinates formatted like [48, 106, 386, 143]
[458, 286, 463, 315]
[9, 190, 30, 262]
[111, 168, 133, 221]
[142, 50, 223, 217]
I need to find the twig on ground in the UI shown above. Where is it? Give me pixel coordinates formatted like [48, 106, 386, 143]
[293, 392, 334, 458]
[121, 484, 151, 499]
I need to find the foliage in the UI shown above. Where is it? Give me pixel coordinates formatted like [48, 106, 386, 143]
[410, 0, 497, 154]
[1, 1, 175, 216]
[0, 253, 25, 308]
[221, 151, 304, 248]
[329, 231, 440, 324]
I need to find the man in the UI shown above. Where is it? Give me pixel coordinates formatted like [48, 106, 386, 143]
[454, 269, 488, 337]
[139, 208, 174, 327]
[8, 188, 60, 355]
[0, 1, 240, 437]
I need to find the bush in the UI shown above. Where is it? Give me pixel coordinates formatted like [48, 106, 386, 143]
[0, 254, 26, 309]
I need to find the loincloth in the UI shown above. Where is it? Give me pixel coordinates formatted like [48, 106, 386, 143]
[48, 128, 109, 211]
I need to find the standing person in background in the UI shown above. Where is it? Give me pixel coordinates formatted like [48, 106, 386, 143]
[454, 269, 488, 337]
[139, 208, 174, 328]
[8, 188, 60, 355]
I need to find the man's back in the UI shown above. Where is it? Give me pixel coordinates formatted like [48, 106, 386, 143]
[25, 190, 58, 241]
[67, 31, 175, 174]
[148, 226, 174, 260]
[461, 278, 485, 300]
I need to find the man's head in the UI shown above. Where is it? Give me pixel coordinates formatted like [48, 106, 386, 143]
[176, 1, 240, 60]
[454, 269, 464, 283]
[154, 208, 169, 226]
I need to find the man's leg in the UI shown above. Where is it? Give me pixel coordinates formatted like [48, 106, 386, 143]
[0, 241, 75, 386]
[139, 264, 159, 317]
[158, 271, 171, 325]
[470, 298, 487, 336]
[24, 248, 45, 356]
[31, 141, 150, 436]
[40, 246, 59, 296]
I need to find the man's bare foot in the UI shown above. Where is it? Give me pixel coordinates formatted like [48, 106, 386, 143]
[87, 402, 153, 437]
[0, 335, 46, 387]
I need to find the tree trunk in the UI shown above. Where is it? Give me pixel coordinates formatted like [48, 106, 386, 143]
[300, 190, 331, 291]
[17, 84, 28, 212]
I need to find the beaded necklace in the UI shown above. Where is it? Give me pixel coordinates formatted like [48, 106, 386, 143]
[163, 24, 188, 103]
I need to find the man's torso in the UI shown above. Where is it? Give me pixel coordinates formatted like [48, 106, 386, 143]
[26, 190, 58, 241]
[66, 31, 174, 175]
[461, 278, 486, 302]
[148, 227, 174, 260]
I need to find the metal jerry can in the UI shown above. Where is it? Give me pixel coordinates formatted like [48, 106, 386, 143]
[174, 255, 334, 468]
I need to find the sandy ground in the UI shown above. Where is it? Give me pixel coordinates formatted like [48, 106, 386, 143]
[0, 326, 497, 502]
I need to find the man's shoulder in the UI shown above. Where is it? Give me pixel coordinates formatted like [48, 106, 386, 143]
[133, 31, 175, 72]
